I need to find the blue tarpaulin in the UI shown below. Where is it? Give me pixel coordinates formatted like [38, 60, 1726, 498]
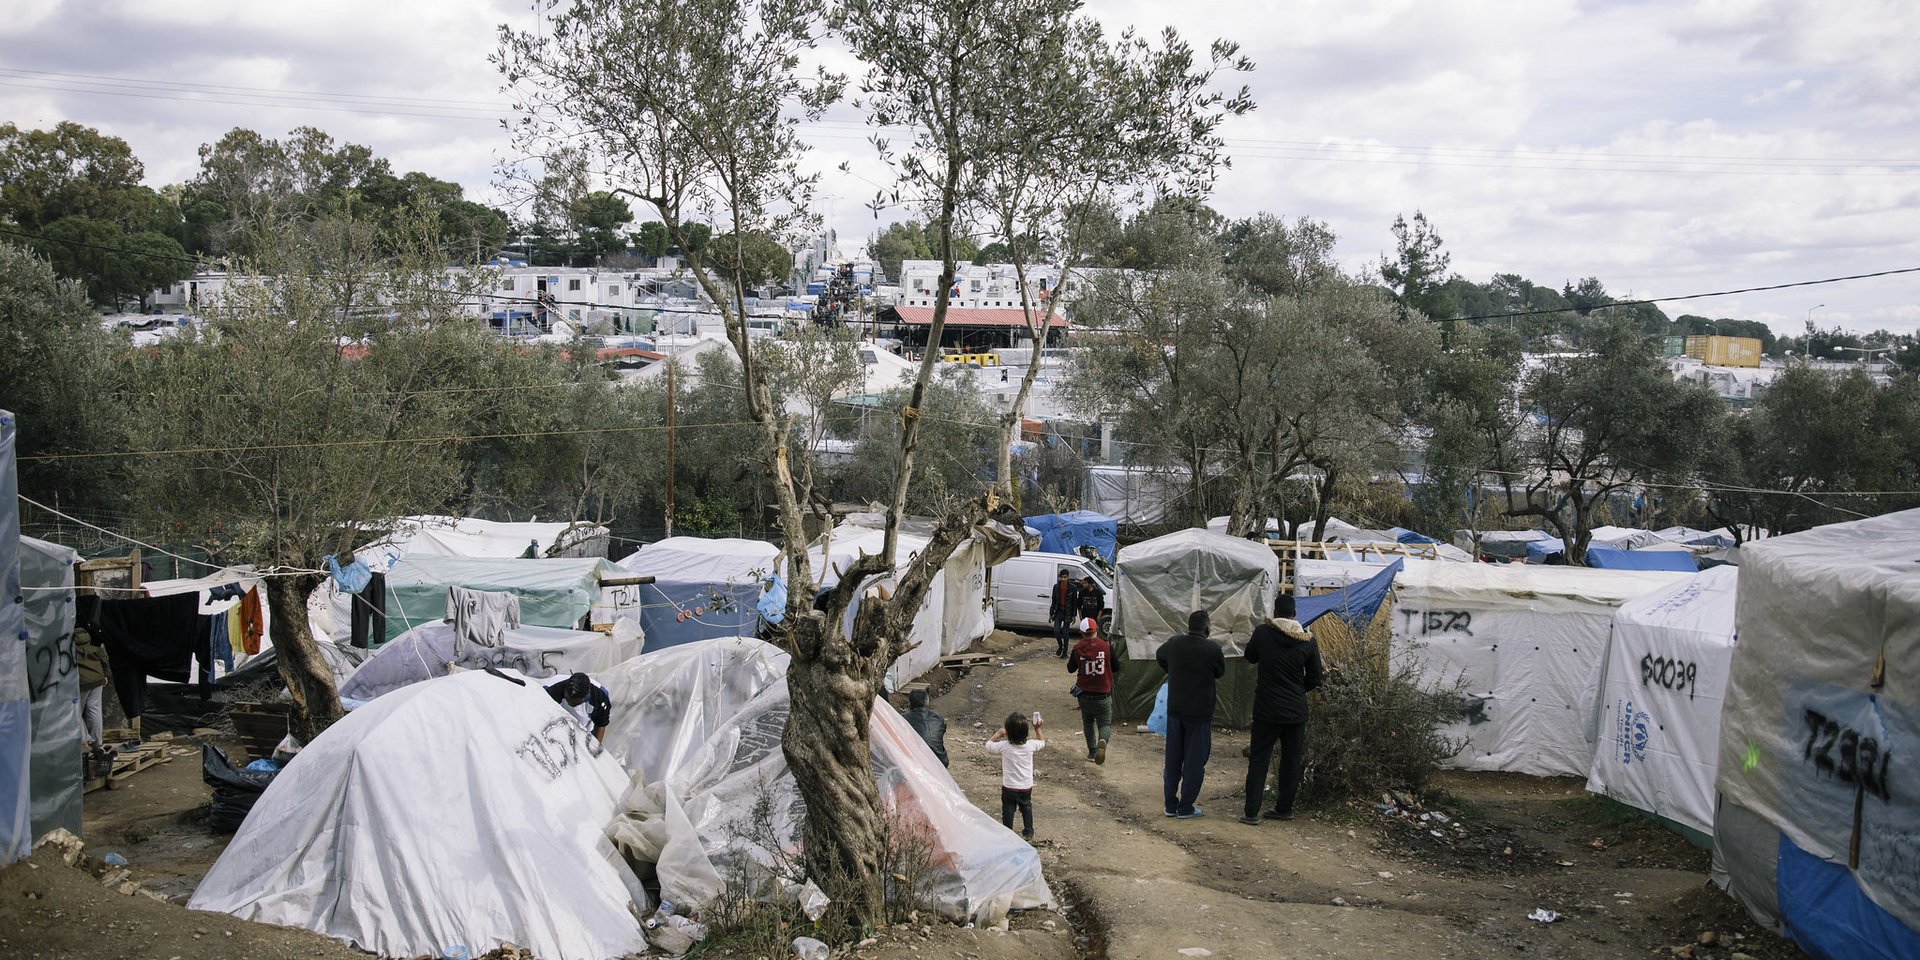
[1584, 546, 1698, 572]
[1777, 835, 1920, 960]
[633, 581, 762, 651]
[1296, 559, 1403, 630]
[1525, 537, 1566, 561]
[1390, 527, 1439, 545]
[1023, 510, 1118, 562]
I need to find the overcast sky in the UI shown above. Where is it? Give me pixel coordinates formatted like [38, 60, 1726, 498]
[4, 0, 1916, 335]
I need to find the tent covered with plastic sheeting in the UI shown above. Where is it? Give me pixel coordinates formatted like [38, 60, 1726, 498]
[598, 637, 1053, 925]
[616, 536, 777, 584]
[189, 669, 649, 960]
[1711, 509, 1920, 958]
[809, 522, 993, 688]
[1391, 559, 1690, 777]
[1113, 528, 1277, 660]
[1657, 526, 1736, 549]
[1586, 525, 1667, 551]
[1083, 464, 1188, 525]
[338, 620, 642, 702]
[1, 411, 30, 865]
[1584, 567, 1737, 837]
[1459, 528, 1552, 560]
[307, 516, 609, 647]
[20, 536, 82, 839]
[382, 556, 621, 645]
[614, 537, 775, 650]
[1584, 545, 1698, 572]
[1023, 511, 1117, 562]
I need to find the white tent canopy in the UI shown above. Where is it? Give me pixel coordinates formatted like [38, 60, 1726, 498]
[598, 637, 1053, 925]
[616, 536, 779, 585]
[809, 520, 994, 688]
[1391, 559, 1690, 777]
[1584, 566, 1738, 835]
[337, 620, 642, 702]
[190, 670, 648, 960]
[308, 516, 610, 647]
[1114, 528, 1278, 659]
[1586, 525, 1668, 551]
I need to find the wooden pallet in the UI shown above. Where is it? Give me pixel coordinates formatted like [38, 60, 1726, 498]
[84, 741, 174, 793]
[938, 652, 995, 675]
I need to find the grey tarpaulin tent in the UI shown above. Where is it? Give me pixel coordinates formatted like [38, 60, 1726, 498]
[1711, 509, 1920, 958]
[1110, 529, 1278, 727]
[1, 410, 29, 863]
[20, 536, 82, 838]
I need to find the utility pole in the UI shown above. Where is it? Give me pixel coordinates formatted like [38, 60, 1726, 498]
[664, 360, 676, 538]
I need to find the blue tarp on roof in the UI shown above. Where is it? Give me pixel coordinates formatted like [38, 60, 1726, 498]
[1024, 510, 1118, 562]
[1297, 559, 1402, 631]
[1525, 537, 1566, 561]
[1390, 527, 1440, 545]
[1584, 546, 1698, 572]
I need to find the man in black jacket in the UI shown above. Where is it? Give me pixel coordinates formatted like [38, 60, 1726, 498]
[1156, 610, 1226, 819]
[902, 687, 949, 766]
[1048, 571, 1078, 658]
[1239, 593, 1324, 824]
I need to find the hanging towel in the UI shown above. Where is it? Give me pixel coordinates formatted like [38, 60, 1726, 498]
[446, 586, 521, 653]
[209, 608, 233, 671]
[226, 603, 244, 663]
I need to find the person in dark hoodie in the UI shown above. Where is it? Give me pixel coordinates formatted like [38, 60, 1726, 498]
[1239, 593, 1325, 824]
[1156, 609, 1226, 819]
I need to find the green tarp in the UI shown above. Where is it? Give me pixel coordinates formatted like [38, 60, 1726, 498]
[1110, 634, 1259, 729]
[383, 556, 617, 644]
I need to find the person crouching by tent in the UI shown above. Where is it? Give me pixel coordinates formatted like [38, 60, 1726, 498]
[1067, 616, 1119, 764]
[1049, 570, 1078, 658]
[545, 672, 612, 743]
[1239, 593, 1323, 825]
[902, 687, 949, 766]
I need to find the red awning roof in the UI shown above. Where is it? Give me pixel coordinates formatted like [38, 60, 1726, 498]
[890, 306, 1067, 328]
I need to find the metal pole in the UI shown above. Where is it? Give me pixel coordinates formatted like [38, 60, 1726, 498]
[665, 360, 676, 538]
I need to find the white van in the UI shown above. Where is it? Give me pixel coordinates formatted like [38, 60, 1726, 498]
[991, 551, 1114, 631]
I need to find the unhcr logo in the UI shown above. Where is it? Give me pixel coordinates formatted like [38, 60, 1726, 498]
[1614, 699, 1652, 765]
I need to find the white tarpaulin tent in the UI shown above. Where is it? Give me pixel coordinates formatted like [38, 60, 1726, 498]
[307, 516, 609, 647]
[598, 637, 1053, 924]
[1392, 559, 1690, 777]
[190, 669, 648, 960]
[1114, 528, 1278, 659]
[810, 522, 993, 688]
[1584, 566, 1738, 835]
[337, 620, 642, 702]
[616, 536, 778, 584]
[1711, 509, 1920, 953]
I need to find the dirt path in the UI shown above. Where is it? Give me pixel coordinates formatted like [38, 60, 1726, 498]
[933, 630, 1802, 960]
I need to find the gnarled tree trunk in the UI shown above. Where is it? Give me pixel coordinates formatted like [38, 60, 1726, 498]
[264, 573, 343, 743]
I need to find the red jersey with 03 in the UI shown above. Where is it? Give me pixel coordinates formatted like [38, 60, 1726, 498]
[1071, 637, 1116, 695]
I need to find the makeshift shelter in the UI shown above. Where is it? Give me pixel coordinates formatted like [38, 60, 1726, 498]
[381, 556, 624, 645]
[1712, 509, 1920, 958]
[0, 411, 23, 866]
[613, 537, 777, 649]
[1587, 525, 1667, 551]
[1584, 545, 1699, 572]
[598, 637, 1053, 924]
[1023, 511, 1118, 563]
[1109, 529, 1278, 726]
[338, 621, 642, 702]
[307, 517, 610, 647]
[190, 669, 649, 960]
[19, 536, 82, 839]
[1392, 559, 1690, 777]
[810, 521, 995, 689]
[1584, 566, 1737, 837]
[1459, 528, 1552, 561]
[1083, 464, 1189, 526]
[1113, 529, 1278, 660]
[1657, 526, 1736, 549]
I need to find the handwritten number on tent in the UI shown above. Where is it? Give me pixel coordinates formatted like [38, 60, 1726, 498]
[1803, 708, 1890, 802]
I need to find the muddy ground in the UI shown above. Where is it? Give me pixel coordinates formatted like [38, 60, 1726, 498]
[1, 629, 1806, 960]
